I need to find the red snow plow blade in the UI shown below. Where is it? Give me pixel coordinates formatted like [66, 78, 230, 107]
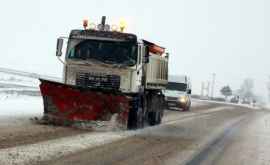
[39, 79, 130, 129]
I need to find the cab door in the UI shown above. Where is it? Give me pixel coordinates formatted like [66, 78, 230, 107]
[136, 44, 144, 88]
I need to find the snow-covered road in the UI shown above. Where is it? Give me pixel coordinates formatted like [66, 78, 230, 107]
[0, 92, 224, 165]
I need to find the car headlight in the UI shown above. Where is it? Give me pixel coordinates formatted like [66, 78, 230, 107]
[179, 96, 187, 103]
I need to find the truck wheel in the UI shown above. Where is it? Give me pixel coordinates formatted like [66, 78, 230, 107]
[128, 108, 143, 129]
[43, 96, 49, 114]
[183, 105, 190, 111]
[128, 97, 144, 129]
[136, 107, 144, 128]
[148, 112, 156, 126]
[156, 111, 162, 124]
[142, 96, 148, 127]
[148, 111, 161, 125]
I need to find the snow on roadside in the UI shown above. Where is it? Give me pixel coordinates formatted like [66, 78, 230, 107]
[0, 106, 230, 165]
[191, 99, 208, 108]
[0, 95, 43, 117]
[192, 99, 260, 110]
[0, 96, 207, 125]
[0, 131, 131, 165]
[265, 103, 270, 108]
[0, 72, 39, 88]
[0, 71, 41, 116]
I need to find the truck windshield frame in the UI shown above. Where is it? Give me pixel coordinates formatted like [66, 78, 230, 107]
[67, 39, 138, 66]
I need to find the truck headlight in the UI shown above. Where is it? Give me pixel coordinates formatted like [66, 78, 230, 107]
[179, 96, 187, 103]
[66, 74, 76, 85]
[66, 78, 76, 85]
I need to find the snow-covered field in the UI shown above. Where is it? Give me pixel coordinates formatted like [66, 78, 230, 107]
[0, 72, 39, 88]
[0, 95, 43, 117]
[0, 72, 42, 118]
[0, 72, 40, 97]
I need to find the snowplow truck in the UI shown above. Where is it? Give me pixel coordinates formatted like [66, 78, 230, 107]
[39, 17, 169, 129]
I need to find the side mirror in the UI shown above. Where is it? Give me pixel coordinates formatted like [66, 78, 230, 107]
[187, 89, 192, 94]
[56, 38, 64, 57]
[165, 52, 169, 59]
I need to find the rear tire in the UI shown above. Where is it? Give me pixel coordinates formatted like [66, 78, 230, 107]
[156, 111, 162, 124]
[148, 111, 162, 125]
[148, 112, 156, 125]
[148, 94, 164, 126]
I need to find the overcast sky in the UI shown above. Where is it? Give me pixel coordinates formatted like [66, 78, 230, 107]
[0, 0, 269, 100]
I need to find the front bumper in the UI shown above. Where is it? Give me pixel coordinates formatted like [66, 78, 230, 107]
[166, 100, 189, 109]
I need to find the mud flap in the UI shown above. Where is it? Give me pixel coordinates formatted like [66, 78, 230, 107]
[39, 79, 130, 130]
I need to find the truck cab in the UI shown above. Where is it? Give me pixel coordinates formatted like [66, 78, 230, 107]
[59, 30, 168, 94]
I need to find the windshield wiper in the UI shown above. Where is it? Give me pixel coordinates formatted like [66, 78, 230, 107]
[76, 58, 134, 68]
[101, 60, 121, 68]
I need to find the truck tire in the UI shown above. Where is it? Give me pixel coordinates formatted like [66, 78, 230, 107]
[136, 107, 144, 128]
[148, 111, 162, 125]
[156, 111, 162, 124]
[183, 102, 191, 111]
[43, 96, 49, 114]
[128, 96, 144, 129]
[148, 112, 156, 126]
[147, 93, 164, 126]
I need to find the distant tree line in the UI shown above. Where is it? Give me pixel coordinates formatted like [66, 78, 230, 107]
[220, 78, 256, 104]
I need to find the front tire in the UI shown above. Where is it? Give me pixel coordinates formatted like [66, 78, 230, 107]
[128, 96, 144, 129]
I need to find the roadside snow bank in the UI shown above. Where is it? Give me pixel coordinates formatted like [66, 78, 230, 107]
[191, 99, 208, 108]
[0, 95, 43, 117]
[0, 131, 132, 165]
[192, 99, 260, 110]
[0, 72, 39, 88]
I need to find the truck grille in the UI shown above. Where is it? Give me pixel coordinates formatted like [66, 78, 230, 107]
[166, 96, 178, 101]
[76, 73, 120, 90]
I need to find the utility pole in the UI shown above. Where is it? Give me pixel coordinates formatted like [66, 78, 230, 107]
[268, 76, 270, 102]
[211, 73, 216, 99]
[201, 81, 210, 99]
[201, 82, 205, 97]
[207, 81, 210, 97]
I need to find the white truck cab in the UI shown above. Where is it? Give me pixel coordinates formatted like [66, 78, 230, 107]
[164, 75, 192, 111]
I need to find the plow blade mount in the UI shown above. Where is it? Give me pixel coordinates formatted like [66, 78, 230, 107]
[39, 79, 130, 129]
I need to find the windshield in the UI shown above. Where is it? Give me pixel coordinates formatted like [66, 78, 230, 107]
[166, 82, 187, 92]
[164, 90, 185, 97]
[67, 39, 137, 66]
